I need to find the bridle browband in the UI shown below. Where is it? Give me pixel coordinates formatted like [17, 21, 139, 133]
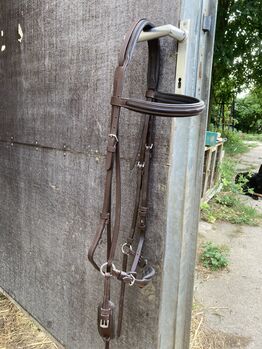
[88, 18, 205, 348]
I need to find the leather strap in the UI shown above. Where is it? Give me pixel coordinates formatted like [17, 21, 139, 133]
[111, 94, 205, 117]
[88, 18, 205, 348]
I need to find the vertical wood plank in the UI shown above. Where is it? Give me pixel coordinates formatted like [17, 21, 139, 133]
[203, 149, 213, 196]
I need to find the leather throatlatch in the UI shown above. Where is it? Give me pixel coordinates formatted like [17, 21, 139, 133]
[88, 18, 205, 348]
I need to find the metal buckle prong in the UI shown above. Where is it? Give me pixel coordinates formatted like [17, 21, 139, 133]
[137, 161, 145, 169]
[145, 143, 153, 150]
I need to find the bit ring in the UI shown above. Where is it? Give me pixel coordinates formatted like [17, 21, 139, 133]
[100, 262, 116, 277]
[121, 243, 133, 255]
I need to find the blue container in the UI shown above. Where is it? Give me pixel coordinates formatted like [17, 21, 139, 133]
[205, 131, 218, 146]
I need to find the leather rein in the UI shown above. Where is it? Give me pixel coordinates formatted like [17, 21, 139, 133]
[88, 19, 205, 348]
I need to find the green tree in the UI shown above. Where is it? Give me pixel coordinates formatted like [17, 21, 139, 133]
[210, 0, 262, 128]
[235, 88, 262, 133]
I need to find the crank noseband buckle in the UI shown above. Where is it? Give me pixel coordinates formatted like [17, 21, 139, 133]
[122, 273, 136, 286]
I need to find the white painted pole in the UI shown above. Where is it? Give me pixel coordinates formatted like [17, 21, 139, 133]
[138, 24, 186, 42]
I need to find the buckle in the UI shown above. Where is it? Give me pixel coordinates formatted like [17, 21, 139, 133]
[129, 274, 136, 286]
[100, 319, 109, 329]
[139, 206, 148, 216]
[137, 161, 145, 169]
[139, 220, 146, 229]
[100, 262, 116, 277]
[145, 143, 153, 150]
[108, 133, 119, 143]
[97, 301, 115, 340]
[122, 273, 136, 286]
[100, 212, 110, 224]
[121, 243, 133, 255]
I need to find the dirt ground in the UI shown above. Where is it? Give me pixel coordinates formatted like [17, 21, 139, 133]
[193, 142, 262, 349]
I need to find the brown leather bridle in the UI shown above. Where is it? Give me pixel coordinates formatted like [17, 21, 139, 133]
[88, 18, 205, 348]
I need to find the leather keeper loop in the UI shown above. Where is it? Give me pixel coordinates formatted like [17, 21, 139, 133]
[106, 135, 117, 155]
[138, 221, 146, 230]
[145, 89, 155, 98]
[107, 145, 116, 153]
[111, 96, 123, 107]
[127, 237, 134, 245]
[139, 206, 148, 217]
[100, 212, 110, 223]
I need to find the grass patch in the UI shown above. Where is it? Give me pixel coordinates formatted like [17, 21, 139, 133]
[211, 129, 262, 156]
[201, 198, 260, 225]
[201, 190, 261, 226]
[200, 242, 229, 271]
[201, 158, 261, 226]
[241, 133, 262, 142]
[200, 202, 216, 223]
[222, 130, 249, 155]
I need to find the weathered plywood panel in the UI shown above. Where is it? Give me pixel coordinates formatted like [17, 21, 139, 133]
[0, 1, 180, 348]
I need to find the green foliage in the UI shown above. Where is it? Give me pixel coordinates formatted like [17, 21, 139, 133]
[218, 129, 261, 156]
[221, 130, 249, 155]
[200, 197, 260, 225]
[219, 158, 237, 190]
[215, 199, 259, 225]
[235, 88, 262, 133]
[200, 202, 216, 223]
[241, 133, 262, 142]
[200, 158, 261, 226]
[210, 129, 262, 155]
[210, 1, 262, 130]
[200, 242, 229, 271]
[213, 1, 262, 101]
[215, 192, 236, 206]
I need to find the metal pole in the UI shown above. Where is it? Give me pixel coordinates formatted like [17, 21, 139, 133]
[138, 24, 186, 42]
[158, 0, 218, 348]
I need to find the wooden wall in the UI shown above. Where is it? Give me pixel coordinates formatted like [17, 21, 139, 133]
[0, 1, 180, 348]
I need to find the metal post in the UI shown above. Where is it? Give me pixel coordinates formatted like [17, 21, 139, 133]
[158, 0, 218, 348]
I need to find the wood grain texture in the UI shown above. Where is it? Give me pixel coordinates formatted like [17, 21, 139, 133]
[0, 1, 180, 348]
